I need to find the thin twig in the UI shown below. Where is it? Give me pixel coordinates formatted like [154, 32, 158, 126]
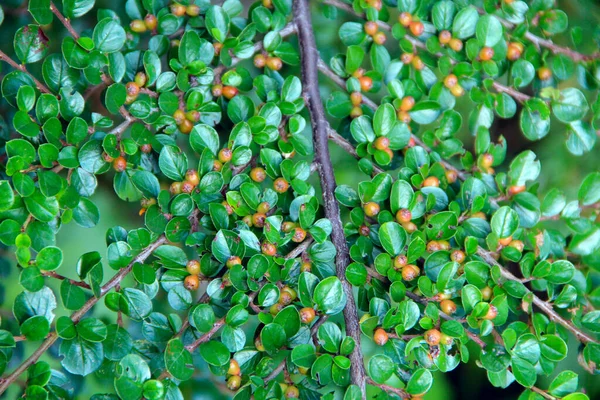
[366, 378, 410, 399]
[50, 2, 79, 40]
[40, 271, 91, 290]
[0, 50, 51, 94]
[294, 0, 367, 395]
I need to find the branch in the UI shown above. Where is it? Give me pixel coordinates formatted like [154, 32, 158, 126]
[293, 0, 367, 396]
[50, 2, 79, 40]
[366, 378, 410, 399]
[40, 271, 91, 290]
[0, 235, 167, 395]
[476, 247, 598, 345]
[0, 50, 51, 94]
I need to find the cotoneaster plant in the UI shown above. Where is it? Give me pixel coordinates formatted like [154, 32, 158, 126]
[0, 0, 599, 399]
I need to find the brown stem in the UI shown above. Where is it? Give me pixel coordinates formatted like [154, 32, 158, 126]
[40, 271, 91, 290]
[366, 378, 410, 399]
[0, 50, 51, 94]
[293, 0, 367, 396]
[50, 2, 80, 40]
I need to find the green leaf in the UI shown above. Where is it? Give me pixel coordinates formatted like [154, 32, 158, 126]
[93, 18, 126, 53]
[59, 337, 103, 376]
[21, 315, 50, 341]
[199, 340, 230, 366]
[314, 277, 346, 315]
[476, 15, 503, 47]
[14, 25, 49, 64]
[406, 368, 433, 395]
[551, 88, 589, 123]
[379, 222, 407, 256]
[579, 172, 600, 206]
[165, 339, 194, 381]
[367, 354, 395, 384]
[452, 7, 478, 39]
[491, 206, 519, 239]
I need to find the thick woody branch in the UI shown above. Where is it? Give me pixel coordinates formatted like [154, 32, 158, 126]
[293, 0, 367, 395]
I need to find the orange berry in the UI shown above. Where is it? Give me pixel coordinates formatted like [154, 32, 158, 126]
[373, 31, 386, 45]
[450, 250, 466, 264]
[218, 148, 233, 163]
[266, 57, 283, 71]
[226, 256, 242, 269]
[213, 160, 223, 171]
[507, 42, 523, 61]
[113, 156, 127, 172]
[228, 359, 241, 376]
[170, 182, 182, 195]
[350, 91, 362, 106]
[144, 14, 158, 31]
[292, 227, 307, 243]
[130, 20, 147, 33]
[300, 307, 316, 324]
[479, 47, 495, 61]
[281, 221, 295, 233]
[399, 12, 412, 27]
[212, 84, 223, 97]
[273, 178, 290, 193]
[397, 110, 411, 124]
[450, 84, 465, 97]
[483, 305, 498, 320]
[394, 254, 408, 269]
[400, 52, 414, 64]
[350, 106, 363, 118]
[374, 136, 390, 150]
[427, 240, 441, 252]
[140, 144, 152, 154]
[186, 5, 201, 16]
[358, 224, 370, 237]
[399, 96, 415, 111]
[509, 240, 524, 252]
[498, 236, 513, 247]
[184, 274, 200, 290]
[538, 66, 552, 81]
[262, 0, 273, 8]
[446, 170, 458, 183]
[223, 86, 239, 100]
[411, 56, 425, 70]
[402, 264, 420, 281]
[373, 328, 389, 346]
[443, 74, 458, 88]
[396, 209, 412, 224]
[181, 181, 195, 194]
[227, 375, 241, 391]
[481, 153, 494, 168]
[284, 386, 300, 399]
[126, 82, 140, 97]
[440, 299, 457, 315]
[261, 242, 277, 256]
[481, 287, 493, 301]
[449, 38, 463, 52]
[439, 30, 452, 45]
[300, 262, 312, 272]
[409, 21, 424, 36]
[257, 202, 270, 214]
[213, 42, 223, 56]
[254, 54, 266, 68]
[359, 76, 373, 92]
[508, 185, 526, 196]
[252, 213, 267, 228]
[186, 260, 201, 275]
[170, 3, 186, 17]
[364, 21, 378, 36]
[250, 167, 266, 182]
[173, 109, 186, 125]
[185, 169, 200, 186]
[185, 110, 200, 122]
[178, 119, 193, 134]
[422, 176, 440, 187]
[363, 202, 380, 217]
[424, 329, 441, 346]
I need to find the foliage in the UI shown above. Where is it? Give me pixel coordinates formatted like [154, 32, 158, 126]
[0, 0, 599, 399]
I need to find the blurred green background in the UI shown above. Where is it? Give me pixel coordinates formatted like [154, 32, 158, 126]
[1, 0, 599, 398]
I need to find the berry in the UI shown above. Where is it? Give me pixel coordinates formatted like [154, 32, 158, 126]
[252, 213, 267, 228]
[170, 182, 182, 195]
[363, 202, 380, 217]
[184, 274, 199, 290]
[257, 202, 270, 214]
[242, 215, 252, 227]
[140, 144, 152, 154]
[270, 303, 283, 315]
[179, 119, 193, 134]
[262, 0, 273, 8]
[222, 201, 234, 215]
[250, 167, 267, 182]
[439, 30, 452, 45]
[422, 176, 440, 187]
[358, 224, 371, 236]
[186, 5, 200, 16]
[254, 54, 266, 68]
[113, 156, 127, 172]
[213, 160, 223, 171]
[359, 76, 373, 92]
[170, 3, 186, 17]
[399, 96, 415, 111]
[449, 84, 465, 97]
[481, 286, 493, 301]
[443, 74, 458, 88]
[350, 106, 363, 118]
[282, 221, 296, 232]
[292, 227, 307, 243]
[440, 333, 454, 346]
[218, 148, 233, 163]
[350, 91, 362, 106]
[273, 178, 290, 193]
[424, 329, 441, 346]
[399, 12, 412, 27]
[181, 181, 194, 194]
[507, 42, 524, 61]
[481, 153, 494, 168]
[186, 260, 201, 275]
[411, 56, 425, 70]
[255, 337, 265, 351]
[397, 110, 411, 124]
[374, 136, 390, 150]
[226, 256, 242, 269]
[538, 66, 552, 81]
[228, 360, 241, 376]
[212, 84, 223, 97]
[226, 375, 241, 391]
[449, 38, 463, 52]
[427, 240, 441, 252]
[279, 291, 293, 305]
[352, 68, 365, 78]
[300, 262, 312, 272]
[396, 209, 412, 224]
[185, 169, 200, 186]
[403, 221, 418, 233]
[450, 250, 466, 264]
[102, 152, 114, 163]
[366, 0, 382, 11]
[479, 47, 494, 61]
[144, 15, 158, 31]
[172, 109, 186, 125]
[483, 305, 498, 320]
[185, 110, 200, 122]
[446, 170, 458, 184]
[223, 86, 239, 100]
[130, 20, 147, 33]
[364, 21, 378, 36]
[394, 254, 408, 269]
[508, 185, 526, 196]
[266, 57, 283, 71]
[509, 240, 525, 252]
[384, 148, 394, 160]
[438, 240, 450, 250]
[440, 299, 457, 315]
[373, 328, 389, 345]
[373, 31, 386, 45]
[402, 264, 420, 281]
[400, 52, 414, 64]
[300, 307, 316, 324]
[126, 82, 140, 97]
[409, 21, 424, 36]
[261, 242, 277, 256]
[284, 386, 300, 399]
[498, 236, 513, 247]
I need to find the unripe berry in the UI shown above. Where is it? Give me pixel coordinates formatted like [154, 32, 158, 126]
[292, 227, 307, 243]
[144, 14, 157, 31]
[223, 86, 239, 100]
[358, 224, 370, 237]
[250, 167, 266, 183]
[439, 30, 452, 45]
[212, 84, 223, 97]
[242, 215, 253, 227]
[350, 91, 362, 106]
[446, 169, 458, 184]
[170, 3, 186, 17]
[255, 337, 265, 351]
[282, 221, 296, 233]
[254, 54, 266, 68]
[509, 239, 524, 252]
[186, 260, 201, 275]
[113, 156, 127, 172]
[424, 329, 441, 346]
[226, 375, 241, 391]
[450, 250, 466, 264]
[400, 52, 414, 64]
[350, 106, 363, 118]
[273, 178, 290, 193]
[440, 333, 454, 346]
[483, 305, 498, 320]
[300, 261, 312, 272]
[422, 176, 440, 187]
[481, 153, 494, 168]
[281, 286, 297, 302]
[257, 202, 270, 214]
[373, 31, 386, 45]
[252, 213, 267, 228]
[404, 222, 417, 233]
[498, 236, 513, 247]
[402, 264, 420, 281]
[126, 82, 140, 97]
[352, 68, 365, 78]
[178, 119, 193, 134]
[284, 386, 299, 399]
[226, 256, 242, 269]
[261, 242, 277, 256]
[412, 56, 425, 70]
[443, 74, 458, 88]
[438, 240, 450, 250]
[184, 274, 199, 291]
[396, 209, 412, 224]
[186, 5, 201, 17]
[228, 360, 241, 376]
[394, 254, 408, 269]
[262, 0, 273, 8]
[449, 38, 463, 52]
[399, 96, 415, 111]
[213, 160, 223, 171]
[170, 182, 182, 195]
[479, 47, 494, 61]
[538, 66, 552, 81]
[130, 20, 147, 33]
[300, 307, 316, 324]
[218, 148, 233, 163]
[449, 84, 465, 97]
[440, 299, 457, 315]
[481, 286, 493, 301]
[373, 136, 390, 150]
[185, 110, 200, 122]
[508, 185, 526, 196]
[185, 169, 200, 186]
[399, 12, 412, 27]
[364, 21, 378, 36]
[359, 76, 373, 92]
[366, 0, 382, 11]
[373, 328, 389, 346]
[507, 42, 524, 61]
[409, 21, 424, 36]
[266, 57, 283, 71]
[173, 109, 186, 125]
[363, 202, 380, 217]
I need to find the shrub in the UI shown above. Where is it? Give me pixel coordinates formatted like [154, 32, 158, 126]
[0, 0, 599, 399]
